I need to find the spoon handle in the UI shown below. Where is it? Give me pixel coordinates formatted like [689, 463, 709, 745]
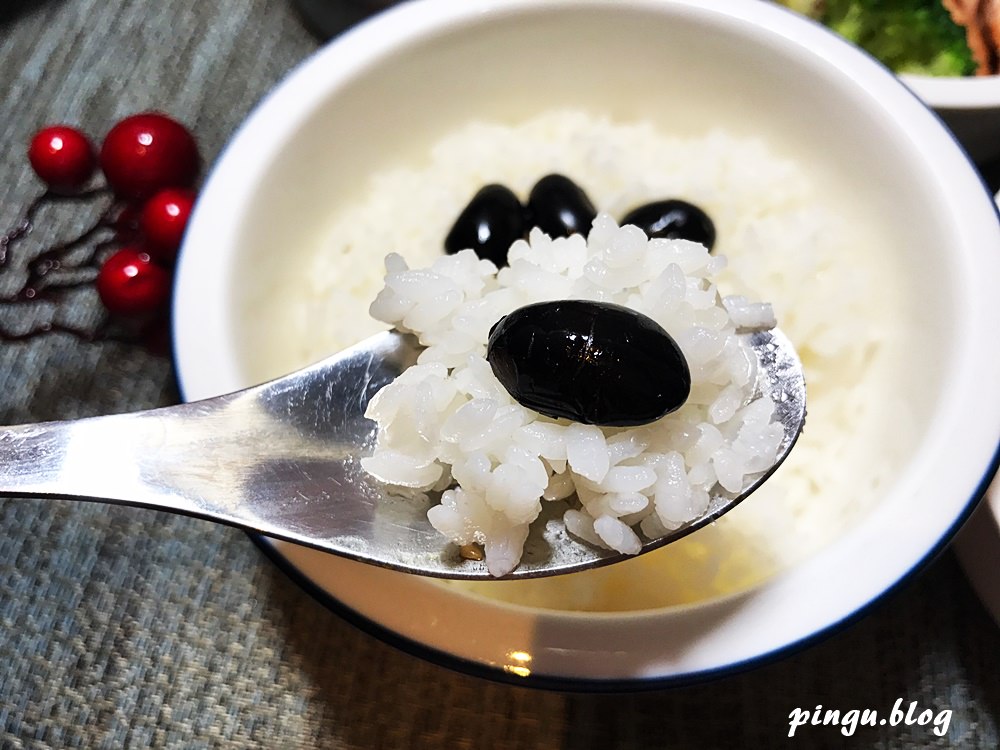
[0, 396, 253, 518]
[0, 332, 427, 555]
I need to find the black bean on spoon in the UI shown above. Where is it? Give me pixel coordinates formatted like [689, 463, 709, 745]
[487, 300, 691, 427]
[526, 173, 597, 239]
[621, 199, 716, 250]
[444, 183, 525, 267]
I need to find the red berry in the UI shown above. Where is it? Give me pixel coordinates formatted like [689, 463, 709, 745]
[28, 126, 96, 192]
[140, 188, 196, 260]
[97, 248, 171, 316]
[100, 113, 199, 200]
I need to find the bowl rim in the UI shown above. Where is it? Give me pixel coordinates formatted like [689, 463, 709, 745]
[173, 0, 1000, 686]
[248, 478, 995, 692]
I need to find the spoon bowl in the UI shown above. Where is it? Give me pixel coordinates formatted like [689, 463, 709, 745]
[0, 328, 804, 579]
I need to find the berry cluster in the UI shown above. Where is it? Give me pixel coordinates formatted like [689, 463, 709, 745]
[3, 112, 200, 349]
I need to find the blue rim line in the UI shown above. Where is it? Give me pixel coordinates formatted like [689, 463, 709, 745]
[246, 436, 998, 692]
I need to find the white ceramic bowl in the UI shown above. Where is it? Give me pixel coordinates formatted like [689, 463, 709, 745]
[174, 0, 1000, 686]
[902, 74, 1000, 163]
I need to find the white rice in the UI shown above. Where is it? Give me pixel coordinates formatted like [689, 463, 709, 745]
[361, 218, 784, 576]
[246, 110, 911, 608]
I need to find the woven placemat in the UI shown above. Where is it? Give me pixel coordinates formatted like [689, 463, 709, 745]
[0, 2, 998, 747]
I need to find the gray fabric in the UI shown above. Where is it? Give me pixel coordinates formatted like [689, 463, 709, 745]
[0, 1, 998, 747]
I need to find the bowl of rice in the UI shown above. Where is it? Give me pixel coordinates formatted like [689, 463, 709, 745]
[174, 0, 1000, 686]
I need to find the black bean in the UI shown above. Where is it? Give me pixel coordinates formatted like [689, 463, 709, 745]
[526, 174, 596, 239]
[487, 300, 690, 427]
[444, 184, 525, 267]
[621, 199, 716, 250]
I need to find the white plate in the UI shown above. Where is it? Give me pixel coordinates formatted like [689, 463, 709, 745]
[956, 192, 1000, 626]
[901, 74, 1000, 163]
[955, 480, 1000, 626]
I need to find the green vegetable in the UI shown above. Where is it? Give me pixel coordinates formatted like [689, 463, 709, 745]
[778, 0, 977, 76]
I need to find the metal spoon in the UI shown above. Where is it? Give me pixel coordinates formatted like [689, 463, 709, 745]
[0, 328, 805, 579]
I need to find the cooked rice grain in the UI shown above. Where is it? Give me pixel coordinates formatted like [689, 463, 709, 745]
[362, 216, 781, 576]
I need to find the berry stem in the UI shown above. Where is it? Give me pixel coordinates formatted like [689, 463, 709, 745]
[0, 319, 99, 342]
[0, 187, 125, 342]
[0, 316, 139, 344]
[0, 187, 113, 270]
[2, 190, 118, 302]
[0, 192, 47, 268]
[26, 218, 117, 284]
